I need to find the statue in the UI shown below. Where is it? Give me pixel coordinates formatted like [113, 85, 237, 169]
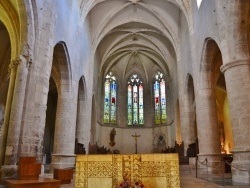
[109, 128, 116, 147]
[157, 135, 166, 152]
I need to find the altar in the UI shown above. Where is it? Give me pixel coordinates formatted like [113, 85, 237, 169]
[75, 153, 180, 188]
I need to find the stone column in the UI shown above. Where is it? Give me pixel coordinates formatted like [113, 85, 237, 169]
[0, 60, 18, 167]
[3, 56, 30, 175]
[221, 61, 250, 184]
[0, 55, 30, 178]
[219, 0, 250, 183]
[196, 88, 221, 173]
[51, 83, 77, 170]
[180, 94, 196, 155]
[76, 94, 88, 145]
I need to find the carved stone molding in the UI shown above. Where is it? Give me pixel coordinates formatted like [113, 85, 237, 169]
[220, 59, 250, 73]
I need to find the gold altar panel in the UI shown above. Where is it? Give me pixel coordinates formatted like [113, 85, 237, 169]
[142, 177, 167, 188]
[88, 178, 112, 187]
[76, 154, 180, 188]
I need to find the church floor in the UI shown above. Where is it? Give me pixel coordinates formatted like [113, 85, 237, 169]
[180, 174, 250, 188]
[43, 172, 250, 188]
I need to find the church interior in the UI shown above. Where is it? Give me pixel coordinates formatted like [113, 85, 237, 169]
[0, 0, 250, 187]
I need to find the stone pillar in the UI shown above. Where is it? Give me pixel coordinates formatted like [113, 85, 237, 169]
[221, 60, 250, 184]
[51, 84, 77, 170]
[76, 94, 88, 145]
[180, 94, 196, 155]
[0, 55, 30, 178]
[196, 88, 221, 173]
[219, 0, 250, 183]
[0, 60, 18, 169]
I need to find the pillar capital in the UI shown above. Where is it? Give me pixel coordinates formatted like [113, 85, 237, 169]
[19, 54, 32, 68]
[220, 58, 250, 73]
[8, 58, 20, 73]
[8, 54, 32, 73]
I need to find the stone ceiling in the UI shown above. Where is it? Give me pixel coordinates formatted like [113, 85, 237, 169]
[82, 0, 189, 81]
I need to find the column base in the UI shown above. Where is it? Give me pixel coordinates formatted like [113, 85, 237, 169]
[1, 165, 18, 180]
[231, 150, 250, 184]
[50, 154, 75, 173]
[197, 153, 225, 175]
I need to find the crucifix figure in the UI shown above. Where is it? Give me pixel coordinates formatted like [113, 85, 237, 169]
[131, 132, 140, 154]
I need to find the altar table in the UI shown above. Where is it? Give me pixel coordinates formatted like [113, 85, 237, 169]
[75, 153, 180, 188]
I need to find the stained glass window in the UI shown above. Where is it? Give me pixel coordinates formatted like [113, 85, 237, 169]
[154, 71, 167, 124]
[127, 74, 144, 126]
[104, 72, 116, 124]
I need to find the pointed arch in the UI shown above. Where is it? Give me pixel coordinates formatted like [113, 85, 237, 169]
[199, 38, 222, 90]
[90, 95, 97, 145]
[51, 41, 72, 91]
[175, 99, 181, 144]
[0, 0, 20, 60]
[76, 76, 87, 145]
[44, 77, 57, 164]
[185, 73, 197, 142]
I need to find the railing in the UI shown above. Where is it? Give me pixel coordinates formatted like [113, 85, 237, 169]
[195, 155, 250, 186]
[224, 159, 250, 172]
[195, 155, 230, 186]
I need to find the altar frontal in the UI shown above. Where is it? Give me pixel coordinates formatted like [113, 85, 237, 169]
[75, 153, 180, 188]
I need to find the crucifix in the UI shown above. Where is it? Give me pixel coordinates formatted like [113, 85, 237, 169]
[131, 132, 140, 154]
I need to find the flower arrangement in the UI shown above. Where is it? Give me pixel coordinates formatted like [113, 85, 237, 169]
[133, 180, 144, 188]
[118, 172, 144, 188]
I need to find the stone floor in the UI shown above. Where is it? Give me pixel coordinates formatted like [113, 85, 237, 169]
[180, 174, 250, 188]
[43, 171, 250, 188]
[2, 165, 250, 188]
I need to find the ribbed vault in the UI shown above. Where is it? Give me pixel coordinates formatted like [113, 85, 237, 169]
[84, 0, 188, 84]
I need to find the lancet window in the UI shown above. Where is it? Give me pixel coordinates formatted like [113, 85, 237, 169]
[104, 72, 116, 124]
[154, 71, 167, 124]
[127, 74, 144, 126]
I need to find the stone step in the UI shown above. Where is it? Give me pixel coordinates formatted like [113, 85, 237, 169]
[5, 178, 60, 188]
